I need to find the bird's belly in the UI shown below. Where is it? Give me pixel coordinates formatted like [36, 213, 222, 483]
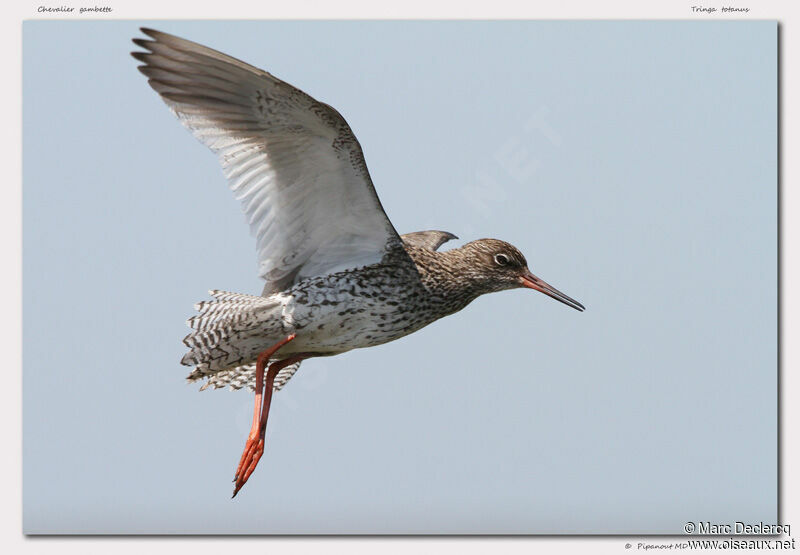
[280, 291, 435, 355]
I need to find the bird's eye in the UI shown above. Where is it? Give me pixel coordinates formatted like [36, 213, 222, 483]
[494, 253, 510, 266]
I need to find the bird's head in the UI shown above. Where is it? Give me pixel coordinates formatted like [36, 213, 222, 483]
[455, 239, 585, 311]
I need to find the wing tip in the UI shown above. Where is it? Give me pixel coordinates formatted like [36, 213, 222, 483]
[131, 37, 152, 49]
[139, 27, 162, 39]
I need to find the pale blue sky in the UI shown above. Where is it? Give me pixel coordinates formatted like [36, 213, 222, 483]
[23, 20, 776, 533]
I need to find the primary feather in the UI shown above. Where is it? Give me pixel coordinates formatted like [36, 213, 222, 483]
[133, 28, 408, 295]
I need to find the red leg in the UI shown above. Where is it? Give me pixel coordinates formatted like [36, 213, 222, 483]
[232, 334, 300, 497]
[232, 355, 302, 497]
[232, 349, 269, 485]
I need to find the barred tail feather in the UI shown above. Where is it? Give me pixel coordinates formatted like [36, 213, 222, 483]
[181, 290, 291, 386]
[198, 360, 302, 392]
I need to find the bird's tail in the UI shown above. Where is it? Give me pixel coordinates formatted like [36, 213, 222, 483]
[181, 290, 286, 384]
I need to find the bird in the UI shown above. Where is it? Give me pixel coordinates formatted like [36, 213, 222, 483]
[131, 28, 585, 497]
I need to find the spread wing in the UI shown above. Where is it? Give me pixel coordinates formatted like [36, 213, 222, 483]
[132, 28, 406, 293]
[401, 230, 458, 251]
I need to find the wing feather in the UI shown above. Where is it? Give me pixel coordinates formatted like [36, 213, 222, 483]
[133, 29, 407, 293]
[401, 231, 458, 251]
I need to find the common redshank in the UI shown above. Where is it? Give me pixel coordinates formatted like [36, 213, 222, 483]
[132, 28, 585, 497]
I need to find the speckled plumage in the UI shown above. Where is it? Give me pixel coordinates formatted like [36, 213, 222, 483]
[132, 28, 584, 495]
[182, 236, 564, 392]
[130, 29, 584, 392]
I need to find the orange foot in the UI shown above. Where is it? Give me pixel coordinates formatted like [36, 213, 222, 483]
[233, 437, 264, 497]
[230, 334, 300, 498]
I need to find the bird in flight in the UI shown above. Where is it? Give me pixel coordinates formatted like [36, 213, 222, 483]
[132, 28, 585, 497]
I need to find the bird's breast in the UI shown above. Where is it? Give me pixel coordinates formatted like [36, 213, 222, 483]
[279, 266, 449, 353]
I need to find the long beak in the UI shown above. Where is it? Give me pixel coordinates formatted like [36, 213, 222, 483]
[519, 271, 585, 312]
